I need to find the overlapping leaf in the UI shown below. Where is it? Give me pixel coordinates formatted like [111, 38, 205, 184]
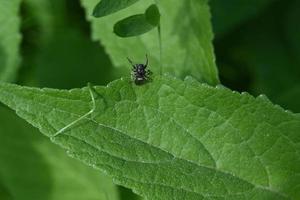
[93, 0, 140, 17]
[114, 4, 160, 37]
[0, 75, 299, 199]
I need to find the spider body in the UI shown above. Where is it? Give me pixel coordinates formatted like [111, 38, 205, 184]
[128, 55, 152, 85]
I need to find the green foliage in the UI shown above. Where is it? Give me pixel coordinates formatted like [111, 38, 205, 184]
[113, 14, 153, 37]
[210, 0, 276, 36]
[21, 0, 120, 89]
[0, 75, 299, 199]
[92, 0, 160, 38]
[214, 0, 300, 113]
[0, 0, 22, 82]
[0, 105, 119, 200]
[93, 0, 140, 17]
[0, 183, 12, 200]
[0, 0, 300, 199]
[80, 0, 219, 85]
[114, 4, 160, 37]
[285, 0, 300, 66]
[145, 4, 160, 26]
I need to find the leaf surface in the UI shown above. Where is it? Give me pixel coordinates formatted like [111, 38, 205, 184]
[80, 0, 219, 85]
[0, 0, 22, 82]
[0, 75, 299, 199]
[0, 105, 119, 200]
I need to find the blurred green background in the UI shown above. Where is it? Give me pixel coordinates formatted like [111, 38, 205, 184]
[0, 0, 299, 199]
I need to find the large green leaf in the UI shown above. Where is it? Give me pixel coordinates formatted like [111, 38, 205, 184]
[0, 0, 22, 82]
[0, 105, 119, 200]
[80, 0, 219, 85]
[0, 75, 299, 199]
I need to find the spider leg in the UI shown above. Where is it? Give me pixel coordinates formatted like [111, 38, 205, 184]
[145, 70, 152, 81]
[131, 70, 137, 81]
[52, 83, 96, 137]
[146, 69, 152, 75]
[146, 70, 152, 78]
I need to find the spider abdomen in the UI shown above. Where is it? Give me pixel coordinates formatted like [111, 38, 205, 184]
[128, 57, 152, 85]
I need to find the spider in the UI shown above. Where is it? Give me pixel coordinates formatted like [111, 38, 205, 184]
[127, 54, 152, 85]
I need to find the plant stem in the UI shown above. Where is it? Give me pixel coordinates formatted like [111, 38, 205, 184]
[157, 24, 162, 75]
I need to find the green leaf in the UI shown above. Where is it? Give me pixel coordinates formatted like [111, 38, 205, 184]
[119, 187, 142, 200]
[114, 4, 160, 37]
[0, 105, 119, 200]
[145, 4, 160, 26]
[0, 0, 22, 82]
[0, 75, 299, 199]
[114, 14, 155, 38]
[93, 0, 139, 17]
[80, 0, 219, 85]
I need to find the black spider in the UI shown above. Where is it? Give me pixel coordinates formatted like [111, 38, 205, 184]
[127, 54, 152, 85]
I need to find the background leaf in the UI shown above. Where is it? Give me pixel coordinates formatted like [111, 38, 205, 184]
[213, 0, 300, 112]
[0, 183, 12, 200]
[114, 14, 155, 37]
[93, 0, 140, 18]
[0, 105, 119, 200]
[0, 0, 22, 82]
[145, 4, 160, 26]
[0, 76, 299, 199]
[210, 0, 276, 36]
[80, 0, 219, 85]
[114, 4, 160, 37]
[285, 0, 300, 65]
[19, 0, 123, 89]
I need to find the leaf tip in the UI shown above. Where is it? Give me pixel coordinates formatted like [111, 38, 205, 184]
[145, 4, 160, 26]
